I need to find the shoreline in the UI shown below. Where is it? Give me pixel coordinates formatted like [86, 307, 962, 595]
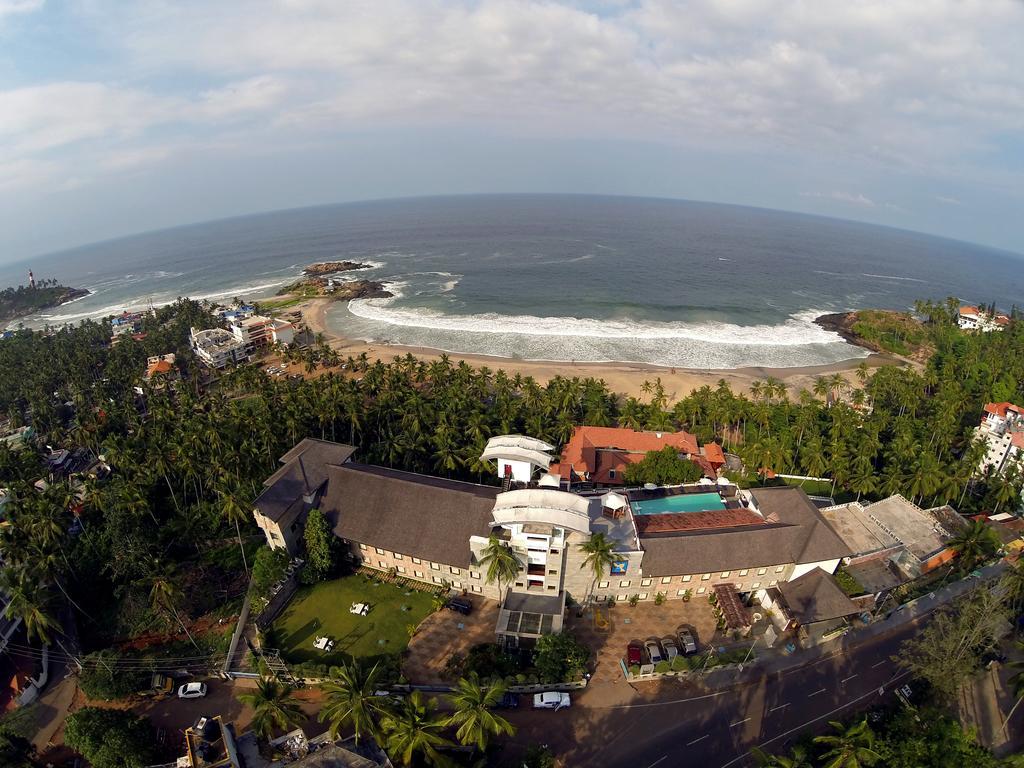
[294, 296, 910, 400]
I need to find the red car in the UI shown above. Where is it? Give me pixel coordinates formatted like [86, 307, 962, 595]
[627, 640, 643, 665]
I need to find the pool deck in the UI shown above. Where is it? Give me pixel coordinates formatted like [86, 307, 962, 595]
[629, 492, 727, 516]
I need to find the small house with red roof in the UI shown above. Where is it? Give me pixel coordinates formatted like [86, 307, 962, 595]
[549, 426, 726, 487]
[978, 402, 1024, 476]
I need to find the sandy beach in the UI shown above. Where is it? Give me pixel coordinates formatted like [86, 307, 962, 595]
[296, 296, 910, 400]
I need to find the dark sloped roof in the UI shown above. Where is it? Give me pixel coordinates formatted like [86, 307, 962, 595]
[639, 487, 852, 576]
[777, 568, 859, 624]
[255, 439, 356, 522]
[322, 464, 498, 568]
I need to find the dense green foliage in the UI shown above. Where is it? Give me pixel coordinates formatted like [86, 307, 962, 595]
[63, 707, 155, 768]
[303, 508, 335, 582]
[622, 445, 704, 485]
[251, 546, 290, 607]
[0, 282, 87, 324]
[851, 309, 930, 357]
[533, 632, 590, 682]
[77, 651, 148, 700]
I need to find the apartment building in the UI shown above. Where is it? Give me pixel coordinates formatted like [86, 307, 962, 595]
[958, 306, 1011, 332]
[190, 327, 248, 369]
[976, 402, 1024, 475]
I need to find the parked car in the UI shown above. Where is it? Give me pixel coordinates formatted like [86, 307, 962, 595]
[446, 597, 472, 615]
[142, 673, 174, 698]
[495, 692, 519, 709]
[661, 636, 680, 661]
[644, 637, 664, 665]
[533, 691, 571, 710]
[177, 682, 207, 699]
[677, 625, 698, 655]
[627, 640, 643, 666]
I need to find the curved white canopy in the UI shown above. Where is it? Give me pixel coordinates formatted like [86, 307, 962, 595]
[491, 488, 592, 534]
[538, 473, 561, 488]
[484, 434, 556, 453]
[601, 492, 628, 510]
[479, 445, 552, 469]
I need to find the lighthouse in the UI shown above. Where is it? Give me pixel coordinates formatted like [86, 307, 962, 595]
[28, 270, 35, 289]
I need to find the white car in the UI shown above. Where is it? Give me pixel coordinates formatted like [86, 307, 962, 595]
[533, 691, 571, 710]
[177, 682, 208, 699]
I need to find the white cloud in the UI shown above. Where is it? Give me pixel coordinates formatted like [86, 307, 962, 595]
[0, 0, 43, 20]
[936, 195, 962, 205]
[801, 190, 877, 208]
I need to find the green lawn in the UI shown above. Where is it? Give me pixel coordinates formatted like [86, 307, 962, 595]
[271, 574, 435, 665]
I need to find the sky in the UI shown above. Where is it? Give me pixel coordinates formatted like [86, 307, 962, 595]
[1, 0, 1023, 261]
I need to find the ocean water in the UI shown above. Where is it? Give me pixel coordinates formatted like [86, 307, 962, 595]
[3, 194, 1022, 369]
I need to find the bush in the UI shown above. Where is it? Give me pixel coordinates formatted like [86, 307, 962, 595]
[628, 594, 640, 607]
[64, 707, 155, 768]
[655, 660, 670, 673]
[78, 652, 148, 701]
[522, 745, 556, 768]
[533, 633, 590, 683]
[670, 655, 688, 672]
[622, 446, 704, 485]
[654, 592, 666, 606]
[251, 547, 290, 600]
[302, 508, 336, 583]
[464, 643, 522, 679]
[628, 664, 640, 676]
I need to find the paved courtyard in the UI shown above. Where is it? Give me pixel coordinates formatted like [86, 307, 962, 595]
[404, 599, 501, 683]
[566, 598, 720, 683]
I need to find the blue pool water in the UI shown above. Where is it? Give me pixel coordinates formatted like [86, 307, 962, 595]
[630, 493, 726, 515]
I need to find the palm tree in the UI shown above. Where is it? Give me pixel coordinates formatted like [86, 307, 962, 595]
[237, 676, 304, 740]
[381, 690, 455, 767]
[445, 674, 516, 751]
[319, 661, 389, 744]
[578, 532, 616, 607]
[1, 569, 59, 645]
[148, 567, 199, 649]
[812, 719, 880, 768]
[948, 519, 1001, 572]
[476, 535, 520, 601]
[216, 484, 251, 575]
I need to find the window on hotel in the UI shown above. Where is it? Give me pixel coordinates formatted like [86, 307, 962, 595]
[616, 594, 626, 601]
[701, 573, 711, 581]
[550, 549, 559, 555]
[608, 469, 616, 479]
[453, 581, 462, 588]
[394, 553, 403, 560]
[682, 575, 691, 582]
[359, 543, 367, 551]
[430, 563, 440, 571]
[641, 578, 652, 587]
[450, 567, 461, 575]
[619, 580, 630, 588]
[720, 571, 730, 579]
[697, 586, 706, 595]
[471, 585, 481, 593]
[378, 561, 386, 568]
[412, 557, 421, 564]
[548, 570, 557, 575]
[769, 580, 778, 587]
[639, 593, 648, 600]
[471, 572, 481, 579]
[738, 569, 748, 577]
[599, 581, 609, 589]
[414, 570, 424, 578]
[757, 568, 767, 576]
[661, 576, 672, 584]
[397, 566, 406, 574]
[775, 566, 785, 573]
[752, 582, 760, 589]
[375, 547, 385, 555]
[676, 589, 687, 596]
[432, 576, 442, 584]
[548, 586, 557, 591]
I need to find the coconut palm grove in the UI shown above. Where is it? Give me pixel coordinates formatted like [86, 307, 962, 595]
[0, 296, 1023, 766]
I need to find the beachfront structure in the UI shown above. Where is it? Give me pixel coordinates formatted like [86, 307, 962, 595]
[144, 353, 176, 382]
[190, 327, 248, 369]
[820, 495, 966, 594]
[269, 318, 295, 346]
[218, 304, 256, 323]
[228, 314, 294, 353]
[975, 402, 1024, 475]
[549, 425, 726, 486]
[480, 434, 557, 486]
[958, 306, 1010, 332]
[255, 437, 852, 645]
[110, 310, 145, 340]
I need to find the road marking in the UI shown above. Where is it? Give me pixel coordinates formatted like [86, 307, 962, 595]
[730, 718, 751, 728]
[687, 735, 710, 746]
[841, 674, 859, 683]
[768, 703, 790, 712]
[644, 757, 669, 768]
[718, 669, 913, 768]
[871, 660, 887, 668]
[808, 688, 827, 697]
[599, 689, 731, 710]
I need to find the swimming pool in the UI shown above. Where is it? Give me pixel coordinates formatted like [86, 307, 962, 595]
[630, 492, 726, 515]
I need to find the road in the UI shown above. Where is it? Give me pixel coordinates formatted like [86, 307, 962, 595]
[505, 623, 918, 768]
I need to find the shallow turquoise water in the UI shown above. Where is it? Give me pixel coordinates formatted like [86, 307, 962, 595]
[630, 492, 726, 515]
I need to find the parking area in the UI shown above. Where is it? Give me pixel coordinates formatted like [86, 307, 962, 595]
[404, 598, 500, 683]
[566, 598, 719, 683]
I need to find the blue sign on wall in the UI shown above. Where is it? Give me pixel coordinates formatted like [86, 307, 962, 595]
[611, 560, 628, 575]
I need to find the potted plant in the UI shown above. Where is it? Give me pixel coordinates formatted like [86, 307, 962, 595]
[682, 589, 692, 602]
[654, 592, 666, 606]
[628, 594, 640, 607]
